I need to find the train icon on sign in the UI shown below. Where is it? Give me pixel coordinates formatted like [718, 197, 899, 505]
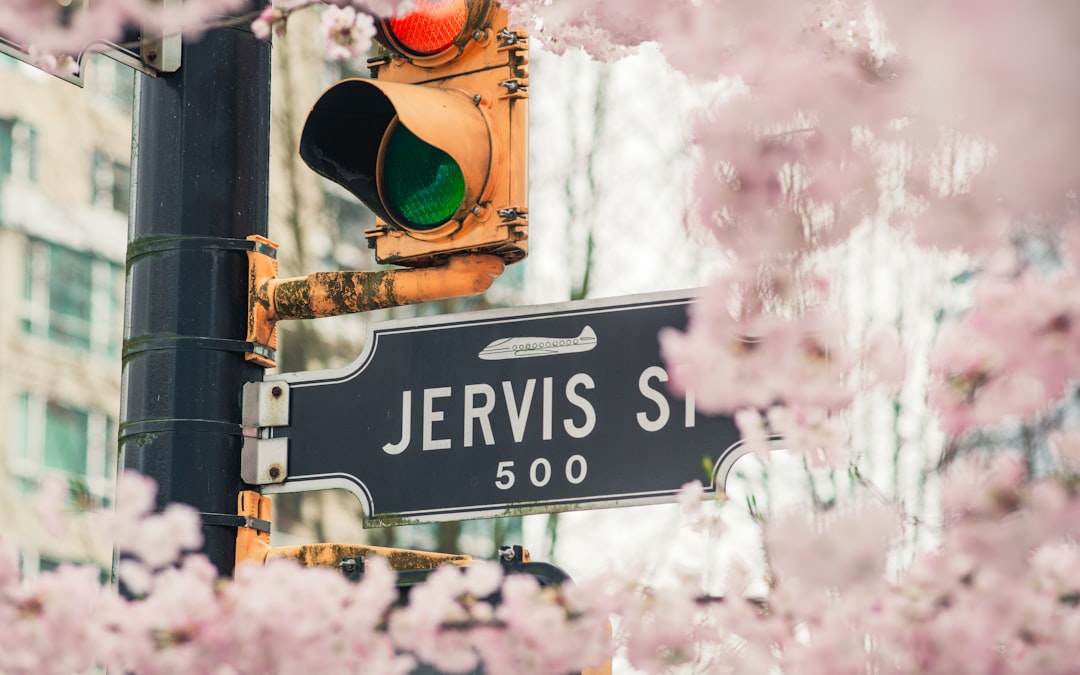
[478, 326, 597, 361]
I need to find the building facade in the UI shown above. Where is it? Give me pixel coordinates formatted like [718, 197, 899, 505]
[0, 54, 132, 568]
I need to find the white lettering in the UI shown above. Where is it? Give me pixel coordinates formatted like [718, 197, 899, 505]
[495, 455, 589, 490]
[387, 374, 603, 455]
[685, 388, 696, 428]
[382, 390, 412, 455]
[503, 379, 536, 443]
[495, 461, 515, 490]
[564, 373, 596, 439]
[566, 455, 587, 484]
[464, 383, 496, 447]
[636, 366, 670, 432]
[423, 387, 452, 451]
[530, 457, 552, 487]
[542, 377, 553, 441]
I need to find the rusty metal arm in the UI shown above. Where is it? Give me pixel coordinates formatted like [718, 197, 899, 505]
[264, 543, 470, 570]
[235, 490, 472, 570]
[268, 254, 504, 320]
[244, 235, 504, 368]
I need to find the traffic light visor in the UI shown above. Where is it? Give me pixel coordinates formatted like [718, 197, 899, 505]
[299, 79, 493, 235]
[386, 0, 469, 56]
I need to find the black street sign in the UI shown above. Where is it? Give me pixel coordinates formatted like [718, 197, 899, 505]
[260, 290, 748, 526]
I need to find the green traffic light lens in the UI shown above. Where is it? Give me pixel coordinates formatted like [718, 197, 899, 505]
[382, 122, 465, 231]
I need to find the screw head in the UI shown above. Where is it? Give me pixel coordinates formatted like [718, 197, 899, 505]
[268, 466, 282, 480]
[271, 386, 283, 398]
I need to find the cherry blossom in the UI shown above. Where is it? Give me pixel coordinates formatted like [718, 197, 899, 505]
[1, 462, 1079, 673]
[12, 0, 1080, 672]
[660, 267, 909, 428]
[734, 408, 772, 460]
[251, 6, 284, 41]
[318, 5, 377, 61]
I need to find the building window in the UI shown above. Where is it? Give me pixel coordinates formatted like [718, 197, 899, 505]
[91, 149, 130, 215]
[10, 393, 116, 505]
[0, 117, 38, 183]
[21, 239, 123, 358]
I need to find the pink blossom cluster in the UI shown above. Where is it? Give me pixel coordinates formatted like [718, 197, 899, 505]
[2, 0, 418, 71]
[0, 0, 248, 55]
[1, 473, 617, 674]
[503, 1, 1080, 461]
[251, 0, 409, 59]
[511, 0, 889, 267]
[660, 267, 904, 465]
[607, 461, 1080, 673]
[661, 269, 851, 413]
[517, 1, 1080, 270]
[929, 251, 1080, 435]
[9, 459, 1080, 673]
[12, 0, 1080, 671]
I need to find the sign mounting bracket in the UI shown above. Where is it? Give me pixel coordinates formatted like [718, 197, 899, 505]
[241, 381, 290, 485]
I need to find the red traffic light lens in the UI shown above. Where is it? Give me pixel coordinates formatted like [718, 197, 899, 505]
[386, 0, 469, 56]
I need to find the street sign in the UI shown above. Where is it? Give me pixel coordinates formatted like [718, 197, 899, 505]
[255, 290, 749, 526]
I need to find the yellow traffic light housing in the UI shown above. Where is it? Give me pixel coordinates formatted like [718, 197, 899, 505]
[299, 0, 528, 268]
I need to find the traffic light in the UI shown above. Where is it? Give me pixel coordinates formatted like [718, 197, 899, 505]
[299, 0, 528, 268]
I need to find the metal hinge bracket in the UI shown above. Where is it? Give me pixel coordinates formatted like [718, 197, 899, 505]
[241, 381, 290, 485]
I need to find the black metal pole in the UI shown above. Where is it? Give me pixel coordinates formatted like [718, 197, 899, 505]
[120, 21, 271, 576]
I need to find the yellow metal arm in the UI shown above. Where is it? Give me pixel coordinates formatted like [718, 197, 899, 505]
[244, 235, 504, 368]
[267, 254, 504, 320]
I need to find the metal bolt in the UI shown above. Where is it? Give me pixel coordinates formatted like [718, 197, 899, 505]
[499, 546, 516, 562]
[472, 29, 484, 41]
[497, 29, 523, 47]
[271, 385, 283, 398]
[472, 94, 482, 105]
[268, 466, 281, 480]
[340, 556, 364, 581]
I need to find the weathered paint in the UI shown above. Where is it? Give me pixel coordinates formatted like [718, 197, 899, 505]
[270, 254, 504, 320]
[233, 492, 471, 572]
[245, 239, 504, 368]
[265, 543, 471, 571]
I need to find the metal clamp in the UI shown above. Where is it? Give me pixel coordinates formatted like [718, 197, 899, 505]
[241, 381, 290, 485]
[201, 512, 271, 533]
[235, 491, 273, 567]
[498, 545, 571, 586]
[245, 235, 280, 369]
